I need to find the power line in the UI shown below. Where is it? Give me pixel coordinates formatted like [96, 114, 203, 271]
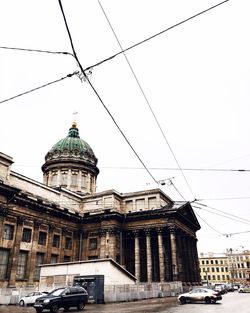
[0, 45, 73, 57]
[193, 205, 250, 226]
[193, 209, 223, 235]
[98, 0, 192, 201]
[194, 202, 250, 224]
[0, 71, 78, 105]
[57, 0, 159, 185]
[12, 164, 250, 173]
[84, 0, 229, 72]
[196, 196, 250, 201]
[223, 230, 250, 237]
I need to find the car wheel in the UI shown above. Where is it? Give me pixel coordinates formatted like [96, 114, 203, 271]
[77, 301, 85, 310]
[239, 290, 243, 293]
[64, 306, 69, 312]
[50, 303, 59, 313]
[179, 297, 187, 305]
[19, 300, 25, 306]
[205, 297, 211, 304]
[35, 309, 43, 313]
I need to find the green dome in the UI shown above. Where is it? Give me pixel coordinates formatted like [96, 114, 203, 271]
[44, 123, 98, 165]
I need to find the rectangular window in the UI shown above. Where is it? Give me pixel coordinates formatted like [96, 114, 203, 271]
[212, 275, 216, 280]
[52, 234, 60, 248]
[217, 275, 220, 280]
[208, 275, 211, 280]
[88, 256, 98, 260]
[125, 200, 133, 212]
[22, 228, 32, 243]
[71, 172, 78, 186]
[206, 260, 209, 264]
[216, 267, 220, 272]
[211, 260, 214, 264]
[3, 224, 14, 240]
[38, 231, 47, 245]
[34, 253, 44, 280]
[212, 267, 215, 272]
[61, 171, 68, 186]
[221, 267, 224, 272]
[222, 275, 225, 280]
[65, 237, 72, 250]
[81, 173, 87, 188]
[50, 254, 58, 264]
[136, 198, 145, 211]
[89, 238, 98, 250]
[63, 256, 71, 262]
[0, 249, 9, 279]
[51, 172, 58, 185]
[202, 260, 205, 264]
[16, 251, 28, 280]
[148, 197, 156, 209]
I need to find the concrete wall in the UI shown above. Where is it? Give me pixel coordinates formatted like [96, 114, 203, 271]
[0, 282, 182, 305]
[39, 259, 136, 292]
[104, 282, 183, 303]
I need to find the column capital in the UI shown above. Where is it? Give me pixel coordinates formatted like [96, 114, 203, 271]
[144, 228, 152, 235]
[99, 229, 107, 237]
[16, 216, 25, 225]
[0, 206, 8, 217]
[49, 224, 55, 232]
[156, 227, 164, 234]
[168, 224, 177, 234]
[33, 220, 41, 229]
[132, 229, 140, 237]
[108, 227, 119, 235]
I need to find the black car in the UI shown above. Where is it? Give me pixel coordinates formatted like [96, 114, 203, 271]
[33, 286, 88, 313]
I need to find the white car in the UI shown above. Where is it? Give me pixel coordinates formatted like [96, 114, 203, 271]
[178, 288, 222, 304]
[19, 292, 48, 306]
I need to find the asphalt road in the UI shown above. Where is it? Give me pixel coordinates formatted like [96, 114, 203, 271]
[0, 292, 249, 313]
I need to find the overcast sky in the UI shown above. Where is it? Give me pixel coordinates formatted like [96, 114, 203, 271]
[1, 0, 250, 254]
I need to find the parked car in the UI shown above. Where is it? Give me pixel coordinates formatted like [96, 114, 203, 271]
[19, 292, 48, 306]
[34, 286, 88, 313]
[178, 288, 222, 304]
[238, 285, 250, 293]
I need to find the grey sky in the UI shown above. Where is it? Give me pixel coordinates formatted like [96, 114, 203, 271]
[0, 0, 249, 253]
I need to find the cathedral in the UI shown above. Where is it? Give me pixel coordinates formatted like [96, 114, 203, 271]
[0, 122, 201, 287]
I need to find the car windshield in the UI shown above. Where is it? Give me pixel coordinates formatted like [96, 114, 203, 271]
[49, 289, 65, 296]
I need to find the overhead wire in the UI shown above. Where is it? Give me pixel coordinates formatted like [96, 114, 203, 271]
[98, 0, 210, 201]
[84, 0, 229, 72]
[192, 205, 250, 226]
[194, 202, 250, 224]
[193, 209, 223, 235]
[0, 46, 73, 57]
[57, 0, 159, 185]
[0, 71, 79, 104]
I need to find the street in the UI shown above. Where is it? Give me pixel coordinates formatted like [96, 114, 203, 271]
[0, 292, 249, 313]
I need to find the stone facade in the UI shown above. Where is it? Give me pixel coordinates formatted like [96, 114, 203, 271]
[0, 125, 201, 288]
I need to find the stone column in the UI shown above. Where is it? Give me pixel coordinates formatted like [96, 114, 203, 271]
[0, 207, 7, 234]
[72, 230, 80, 261]
[59, 228, 66, 262]
[145, 229, 152, 283]
[108, 228, 117, 260]
[157, 228, 165, 282]
[27, 221, 40, 284]
[9, 216, 25, 287]
[99, 229, 107, 259]
[169, 225, 178, 281]
[45, 225, 54, 263]
[133, 230, 140, 282]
